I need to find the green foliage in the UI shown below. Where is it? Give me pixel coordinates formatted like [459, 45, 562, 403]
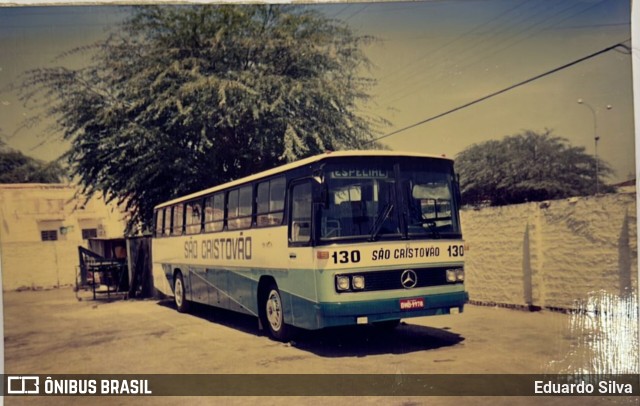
[16, 5, 386, 233]
[456, 130, 614, 207]
[0, 147, 66, 183]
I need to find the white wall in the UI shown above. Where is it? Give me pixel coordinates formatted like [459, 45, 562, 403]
[461, 192, 638, 309]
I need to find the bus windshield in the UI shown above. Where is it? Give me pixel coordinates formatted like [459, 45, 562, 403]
[401, 160, 460, 239]
[318, 158, 461, 242]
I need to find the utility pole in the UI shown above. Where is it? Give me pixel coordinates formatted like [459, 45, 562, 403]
[577, 99, 612, 194]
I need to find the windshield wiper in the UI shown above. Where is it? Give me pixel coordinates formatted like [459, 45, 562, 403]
[369, 203, 394, 241]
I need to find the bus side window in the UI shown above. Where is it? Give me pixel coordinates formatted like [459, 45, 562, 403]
[171, 204, 184, 236]
[162, 208, 170, 236]
[185, 201, 203, 235]
[228, 186, 252, 230]
[290, 182, 312, 243]
[257, 176, 285, 227]
[154, 209, 164, 237]
[204, 193, 224, 232]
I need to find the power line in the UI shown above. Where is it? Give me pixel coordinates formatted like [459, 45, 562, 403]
[376, 0, 530, 84]
[376, 1, 566, 104]
[376, 0, 540, 98]
[368, 39, 631, 145]
[550, 22, 630, 30]
[327, 4, 351, 19]
[378, 0, 595, 106]
[342, 4, 368, 22]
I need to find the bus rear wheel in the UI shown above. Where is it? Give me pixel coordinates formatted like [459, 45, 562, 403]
[260, 282, 290, 342]
[174, 271, 190, 313]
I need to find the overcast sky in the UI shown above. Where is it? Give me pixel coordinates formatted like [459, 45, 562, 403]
[0, 0, 635, 183]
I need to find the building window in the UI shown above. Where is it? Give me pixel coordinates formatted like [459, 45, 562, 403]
[82, 228, 98, 240]
[41, 230, 58, 241]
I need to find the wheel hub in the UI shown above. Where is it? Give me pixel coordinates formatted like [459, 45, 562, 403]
[266, 291, 282, 331]
[175, 279, 183, 307]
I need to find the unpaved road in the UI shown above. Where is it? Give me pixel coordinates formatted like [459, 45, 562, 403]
[3, 288, 637, 405]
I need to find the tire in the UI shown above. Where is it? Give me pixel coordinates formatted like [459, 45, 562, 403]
[260, 282, 290, 342]
[174, 271, 190, 313]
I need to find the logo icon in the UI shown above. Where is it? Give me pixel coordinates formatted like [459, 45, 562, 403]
[7, 376, 40, 395]
[400, 270, 418, 289]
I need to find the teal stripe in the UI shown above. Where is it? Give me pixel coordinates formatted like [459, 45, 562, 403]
[320, 291, 468, 317]
[283, 291, 468, 330]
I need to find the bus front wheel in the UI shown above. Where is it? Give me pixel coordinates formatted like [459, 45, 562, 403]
[174, 271, 190, 313]
[260, 282, 290, 342]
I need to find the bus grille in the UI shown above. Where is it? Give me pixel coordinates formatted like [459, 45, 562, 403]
[358, 267, 457, 292]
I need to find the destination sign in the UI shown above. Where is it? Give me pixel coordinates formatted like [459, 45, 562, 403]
[330, 169, 389, 179]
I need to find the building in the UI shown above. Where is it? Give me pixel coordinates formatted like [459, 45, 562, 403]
[0, 184, 128, 290]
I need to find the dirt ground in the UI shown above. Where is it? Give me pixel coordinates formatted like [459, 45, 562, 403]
[2, 287, 638, 405]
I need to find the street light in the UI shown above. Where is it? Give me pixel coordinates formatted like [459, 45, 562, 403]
[577, 98, 612, 194]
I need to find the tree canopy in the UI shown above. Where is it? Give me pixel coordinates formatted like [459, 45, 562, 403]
[16, 5, 386, 233]
[0, 146, 66, 184]
[455, 130, 614, 207]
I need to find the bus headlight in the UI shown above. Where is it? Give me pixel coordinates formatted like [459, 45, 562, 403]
[336, 276, 350, 291]
[446, 268, 464, 283]
[352, 275, 365, 290]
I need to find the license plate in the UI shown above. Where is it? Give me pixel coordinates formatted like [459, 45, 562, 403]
[400, 298, 425, 310]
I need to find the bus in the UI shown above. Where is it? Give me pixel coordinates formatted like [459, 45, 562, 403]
[152, 151, 468, 341]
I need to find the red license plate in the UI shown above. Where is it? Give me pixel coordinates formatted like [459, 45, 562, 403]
[400, 298, 425, 310]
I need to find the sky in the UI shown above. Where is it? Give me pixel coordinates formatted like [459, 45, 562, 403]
[0, 0, 635, 183]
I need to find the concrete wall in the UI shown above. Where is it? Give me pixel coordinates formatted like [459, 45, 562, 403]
[461, 192, 638, 309]
[0, 184, 128, 290]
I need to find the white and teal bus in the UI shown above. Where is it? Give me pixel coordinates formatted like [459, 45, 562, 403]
[152, 151, 468, 341]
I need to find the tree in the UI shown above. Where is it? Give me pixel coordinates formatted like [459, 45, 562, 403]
[16, 5, 386, 233]
[0, 147, 66, 184]
[455, 130, 613, 207]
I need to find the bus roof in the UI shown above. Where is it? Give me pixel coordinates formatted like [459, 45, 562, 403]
[154, 150, 452, 209]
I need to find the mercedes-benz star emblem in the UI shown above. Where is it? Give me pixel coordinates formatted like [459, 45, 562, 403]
[400, 269, 418, 289]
